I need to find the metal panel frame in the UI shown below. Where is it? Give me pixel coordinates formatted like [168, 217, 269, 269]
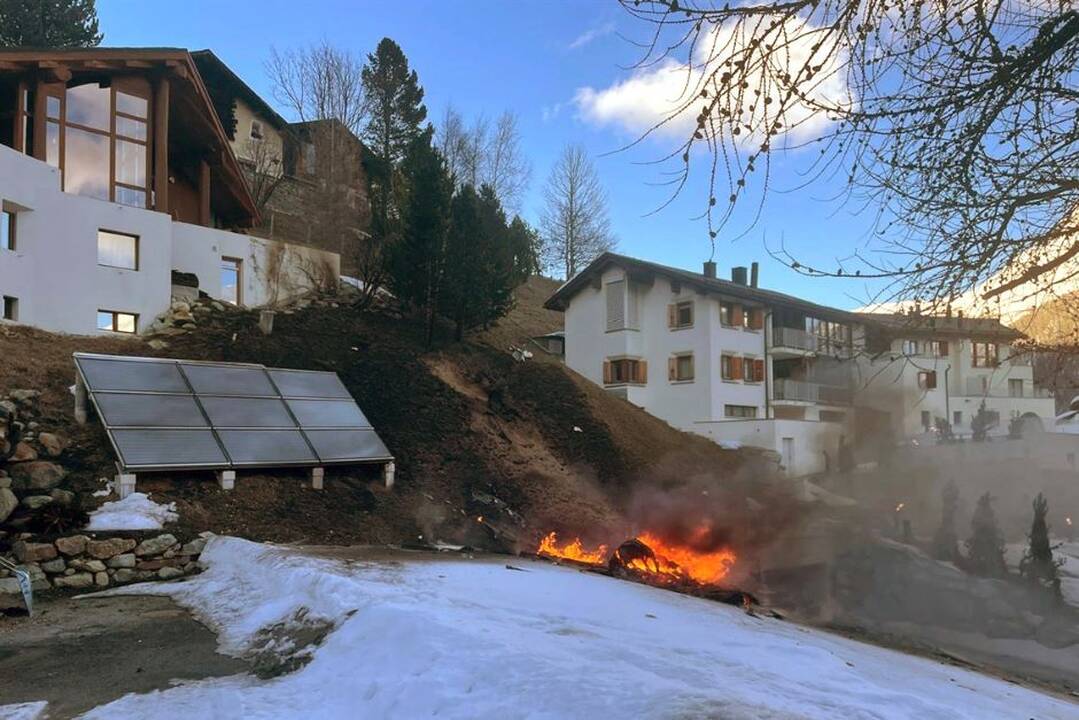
[73, 352, 393, 473]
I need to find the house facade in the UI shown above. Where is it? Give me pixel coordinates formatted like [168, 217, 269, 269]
[547, 253, 1056, 477]
[0, 48, 339, 336]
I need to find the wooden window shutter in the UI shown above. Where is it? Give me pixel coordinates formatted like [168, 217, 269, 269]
[748, 308, 762, 330]
[636, 360, 648, 384]
[927, 371, 937, 389]
[731, 356, 743, 380]
[754, 358, 765, 382]
[668, 357, 677, 381]
[732, 305, 744, 327]
[939, 341, 949, 356]
[667, 304, 677, 328]
[602, 360, 612, 384]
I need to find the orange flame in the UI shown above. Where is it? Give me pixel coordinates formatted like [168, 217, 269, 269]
[537, 532, 608, 565]
[631, 532, 736, 585]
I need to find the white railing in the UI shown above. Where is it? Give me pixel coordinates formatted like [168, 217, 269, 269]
[772, 327, 817, 352]
[774, 378, 852, 405]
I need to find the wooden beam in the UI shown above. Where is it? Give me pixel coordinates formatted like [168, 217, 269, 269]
[123, 59, 154, 69]
[12, 82, 25, 153]
[0, 61, 22, 70]
[198, 160, 211, 227]
[153, 76, 170, 215]
[31, 81, 47, 161]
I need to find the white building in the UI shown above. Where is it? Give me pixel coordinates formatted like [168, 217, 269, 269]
[547, 253, 1057, 477]
[0, 48, 338, 337]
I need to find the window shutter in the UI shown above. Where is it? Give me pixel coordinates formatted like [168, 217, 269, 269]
[636, 360, 648, 384]
[686, 354, 694, 380]
[754, 359, 765, 382]
[732, 305, 744, 327]
[602, 360, 612, 384]
[667, 304, 676, 328]
[731, 356, 743, 380]
[939, 341, 949, 356]
[668, 357, 677, 381]
[926, 371, 937, 389]
[748, 309, 763, 330]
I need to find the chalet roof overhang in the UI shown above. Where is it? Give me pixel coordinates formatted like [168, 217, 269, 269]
[544, 252, 862, 324]
[855, 313, 1025, 342]
[190, 49, 289, 132]
[0, 47, 259, 227]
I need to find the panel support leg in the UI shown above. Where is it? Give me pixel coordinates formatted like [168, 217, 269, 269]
[74, 375, 89, 425]
[115, 472, 137, 499]
[382, 461, 395, 490]
[310, 467, 324, 490]
[217, 470, 235, 491]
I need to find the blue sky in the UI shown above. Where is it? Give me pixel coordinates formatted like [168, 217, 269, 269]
[98, 0, 884, 309]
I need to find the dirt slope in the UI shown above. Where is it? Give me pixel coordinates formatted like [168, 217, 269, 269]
[0, 284, 763, 549]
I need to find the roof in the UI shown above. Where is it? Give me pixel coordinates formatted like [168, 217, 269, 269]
[856, 312, 1024, 341]
[544, 252, 862, 323]
[0, 47, 259, 227]
[191, 49, 289, 131]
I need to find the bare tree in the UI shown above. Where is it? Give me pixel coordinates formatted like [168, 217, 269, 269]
[266, 42, 366, 132]
[437, 106, 532, 211]
[540, 144, 615, 279]
[615, 1, 1079, 314]
[242, 137, 287, 215]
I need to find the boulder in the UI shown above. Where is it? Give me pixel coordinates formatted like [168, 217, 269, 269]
[37, 432, 68, 458]
[20, 495, 53, 510]
[49, 489, 75, 507]
[13, 541, 57, 563]
[180, 537, 207, 556]
[40, 557, 66, 574]
[157, 566, 184, 580]
[0, 487, 17, 523]
[134, 533, 178, 557]
[70, 559, 107, 573]
[8, 389, 39, 405]
[94, 572, 109, 587]
[85, 537, 136, 560]
[53, 572, 94, 589]
[55, 535, 89, 556]
[113, 568, 137, 583]
[10, 441, 37, 462]
[106, 553, 136, 569]
[8, 461, 66, 491]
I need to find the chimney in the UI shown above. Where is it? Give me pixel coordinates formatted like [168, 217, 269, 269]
[750, 261, 759, 288]
[703, 260, 717, 279]
[731, 266, 748, 285]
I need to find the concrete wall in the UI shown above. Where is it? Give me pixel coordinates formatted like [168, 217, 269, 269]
[0, 145, 338, 336]
[695, 418, 845, 477]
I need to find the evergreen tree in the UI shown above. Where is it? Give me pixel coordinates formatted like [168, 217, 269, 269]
[387, 136, 452, 346]
[931, 481, 960, 563]
[0, 0, 102, 47]
[506, 215, 541, 283]
[965, 492, 1007, 577]
[1019, 493, 1064, 598]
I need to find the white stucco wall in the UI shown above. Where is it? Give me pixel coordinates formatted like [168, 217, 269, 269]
[0, 145, 339, 337]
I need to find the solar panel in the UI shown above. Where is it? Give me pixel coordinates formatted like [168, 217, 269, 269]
[73, 352, 393, 475]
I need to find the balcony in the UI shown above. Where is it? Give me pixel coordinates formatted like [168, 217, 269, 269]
[771, 327, 817, 356]
[773, 378, 852, 405]
[960, 377, 1053, 399]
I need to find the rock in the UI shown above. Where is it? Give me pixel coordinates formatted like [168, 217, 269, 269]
[157, 566, 184, 580]
[136, 559, 179, 571]
[37, 432, 67, 457]
[8, 461, 66, 491]
[211, 301, 225, 312]
[180, 537, 207, 556]
[8, 389, 39, 404]
[49, 488, 75, 507]
[19, 495, 53, 510]
[113, 568, 137, 583]
[0, 474, 10, 488]
[13, 541, 57, 563]
[134, 533, 178, 557]
[106, 553, 136, 569]
[147, 339, 169, 350]
[182, 561, 199, 573]
[85, 537, 136, 560]
[10, 441, 37, 462]
[0, 399, 16, 416]
[0, 577, 23, 594]
[53, 572, 94, 589]
[71, 559, 107, 573]
[40, 557, 66, 574]
[55, 535, 89, 556]
[94, 571, 109, 587]
[0, 487, 17, 523]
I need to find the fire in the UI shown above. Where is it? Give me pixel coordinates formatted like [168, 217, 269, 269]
[1067, 517, 1073, 527]
[895, 502, 905, 512]
[537, 532, 607, 565]
[631, 532, 736, 585]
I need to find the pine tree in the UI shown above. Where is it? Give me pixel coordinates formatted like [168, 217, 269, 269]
[506, 215, 540, 283]
[1019, 493, 1064, 598]
[0, 0, 103, 47]
[931, 481, 960, 563]
[387, 136, 452, 346]
[361, 38, 428, 168]
[965, 492, 1007, 577]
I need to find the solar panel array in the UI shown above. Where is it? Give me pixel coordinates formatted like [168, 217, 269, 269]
[74, 353, 392, 473]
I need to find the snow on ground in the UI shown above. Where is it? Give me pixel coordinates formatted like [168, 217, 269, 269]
[84, 492, 178, 531]
[73, 537, 1077, 719]
[1005, 539, 1079, 608]
[0, 702, 48, 720]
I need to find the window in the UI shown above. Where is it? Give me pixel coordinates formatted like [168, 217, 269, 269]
[250, 119, 265, 141]
[97, 230, 138, 270]
[303, 142, 316, 174]
[221, 257, 242, 305]
[17, 85, 34, 154]
[720, 354, 742, 381]
[2, 295, 16, 321]
[1009, 379, 1024, 398]
[0, 210, 13, 251]
[902, 339, 919, 355]
[920, 410, 931, 429]
[725, 404, 757, 418]
[745, 307, 764, 330]
[820, 410, 846, 423]
[606, 280, 625, 331]
[668, 300, 693, 329]
[669, 353, 694, 382]
[719, 302, 742, 327]
[953, 411, 962, 425]
[603, 358, 646, 385]
[743, 357, 765, 382]
[972, 342, 998, 368]
[917, 370, 937, 390]
[97, 310, 136, 334]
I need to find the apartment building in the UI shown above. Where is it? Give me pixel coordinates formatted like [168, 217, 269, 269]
[547, 253, 1055, 477]
[0, 48, 339, 336]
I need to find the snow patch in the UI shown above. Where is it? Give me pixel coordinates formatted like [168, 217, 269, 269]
[0, 702, 49, 720]
[81, 536, 1078, 719]
[718, 440, 742, 450]
[85, 492, 178, 531]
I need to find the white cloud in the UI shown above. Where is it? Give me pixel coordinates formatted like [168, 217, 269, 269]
[575, 20, 850, 145]
[541, 102, 564, 123]
[568, 21, 616, 51]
